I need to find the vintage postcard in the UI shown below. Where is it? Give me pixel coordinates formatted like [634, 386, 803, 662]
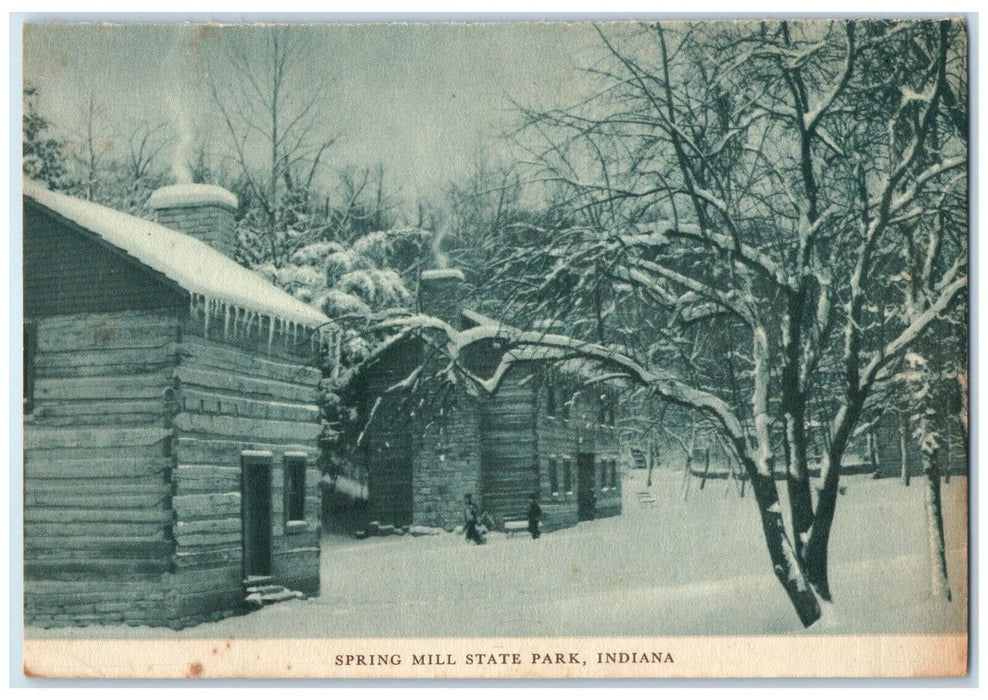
[18, 17, 968, 679]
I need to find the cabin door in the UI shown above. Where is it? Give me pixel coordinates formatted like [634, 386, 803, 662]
[241, 454, 273, 578]
[369, 454, 414, 527]
[577, 453, 596, 521]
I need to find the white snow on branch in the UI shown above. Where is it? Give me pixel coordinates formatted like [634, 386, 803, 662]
[900, 84, 936, 105]
[453, 324, 746, 440]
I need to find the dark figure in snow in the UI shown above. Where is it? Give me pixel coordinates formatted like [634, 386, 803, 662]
[464, 493, 485, 545]
[527, 494, 542, 539]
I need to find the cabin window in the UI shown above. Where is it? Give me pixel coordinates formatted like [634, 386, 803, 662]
[599, 462, 607, 489]
[23, 321, 37, 414]
[610, 460, 618, 488]
[548, 459, 559, 494]
[561, 391, 570, 420]
[283, 454, 307, 524]
[563, 459, 573, 493]
[546, 383, 556, 417]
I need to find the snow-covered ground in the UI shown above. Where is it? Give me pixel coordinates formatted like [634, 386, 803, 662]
[28, 468, 967, 638]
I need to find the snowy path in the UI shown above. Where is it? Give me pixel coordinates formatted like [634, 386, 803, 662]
[29, 470, 967, 638]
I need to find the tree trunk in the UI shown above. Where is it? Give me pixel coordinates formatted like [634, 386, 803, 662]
[899, 413, 910, 486]
[805, 458, 840, 601]
[785, 470, 814, 562]
[748, 470, 822, 627]
[681, 453, 692, 501]
[923, 447, 952, 601]
[867, 429, 879, 476]
[781, 291, 815, 560]
[805, 401, 860, 601]
[943, 425, 951, 483]
[646, 440, 655, 488]
[699, 448, 710, 489]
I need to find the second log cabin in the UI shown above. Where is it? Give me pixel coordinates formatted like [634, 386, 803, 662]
[341, 270, 624, 533]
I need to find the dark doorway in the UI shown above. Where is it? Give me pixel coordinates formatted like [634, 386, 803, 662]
[369, 455, 413, 526]
[242, 453, 273, 578]
[577, 453, 596, 521]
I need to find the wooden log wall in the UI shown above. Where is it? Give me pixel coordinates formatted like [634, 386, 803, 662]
[24, 310, 179, 628]
[356, 338, 422, 527]
[170, 331, 323, 623]
[479, 363, 539, 524]
[570, 388, 622, 519]
[533, 370, 623, 529]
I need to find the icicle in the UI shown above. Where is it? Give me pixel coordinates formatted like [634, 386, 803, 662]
[224, 303, 231, 340]
[203, 295, 211, 337]
[268, 314, 275, 351]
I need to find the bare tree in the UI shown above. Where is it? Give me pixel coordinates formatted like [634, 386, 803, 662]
[63, 88, 113, 202]
[110, 120, 173, 214]
[472, 19, 968, 626]
[208, 27, 337, 266]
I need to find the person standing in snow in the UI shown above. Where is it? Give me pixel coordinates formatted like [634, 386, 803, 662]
[527, 493, 542, 539]
[464, 493, 485, 545]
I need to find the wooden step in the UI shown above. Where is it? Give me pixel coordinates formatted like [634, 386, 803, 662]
[259, 589, 303, 603]
[244, 583, 304, 609]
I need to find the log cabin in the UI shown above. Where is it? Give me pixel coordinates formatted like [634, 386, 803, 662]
[23, 182, 330, 629]
[346, 270, 483, 531]
[463, 318, 623, 531]
[344, 270, 623, 533]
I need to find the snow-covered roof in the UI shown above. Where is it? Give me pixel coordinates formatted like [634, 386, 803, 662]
[24, 181, 329, 330]
[148, 183, 238, 210]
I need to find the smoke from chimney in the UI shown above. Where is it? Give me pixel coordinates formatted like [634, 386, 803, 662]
[168, 101, 194, 184]
[164, 36, 194, 184]
[432, 229, 449, 268]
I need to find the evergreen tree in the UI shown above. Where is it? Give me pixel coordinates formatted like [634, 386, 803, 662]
[22, 86, 70, 190]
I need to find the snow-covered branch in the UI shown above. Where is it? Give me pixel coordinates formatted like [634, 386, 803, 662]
[860, 275, 967, 392]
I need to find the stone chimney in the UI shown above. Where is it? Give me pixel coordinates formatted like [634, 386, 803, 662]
[148, 184, 238, 259]
[419, 268, 466, 331]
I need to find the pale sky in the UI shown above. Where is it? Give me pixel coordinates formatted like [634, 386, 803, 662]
[23, 22, 607, 202]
